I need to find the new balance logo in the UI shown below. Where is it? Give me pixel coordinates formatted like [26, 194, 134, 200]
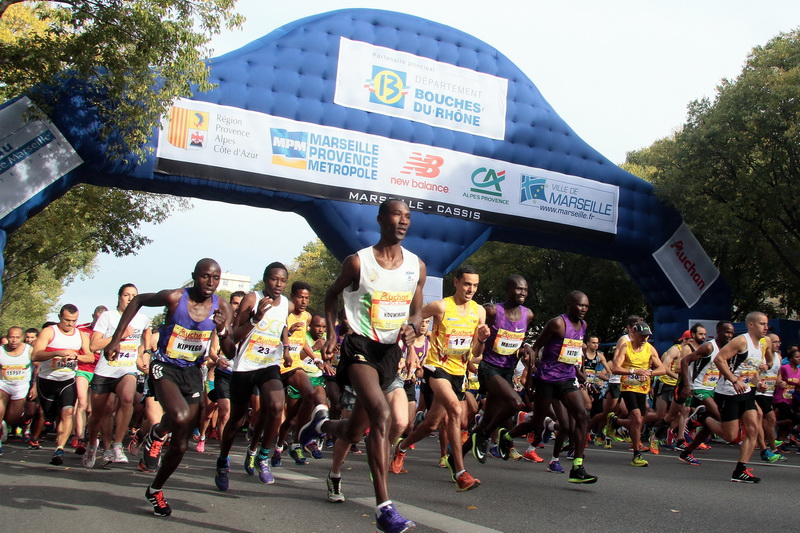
[400, 153, 444, 179]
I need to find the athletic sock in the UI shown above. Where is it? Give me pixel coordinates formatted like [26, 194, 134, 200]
[550, 456, 558, 462]
[329, 471, 341, 479]
[735, 461, 747, 472]
[258, 447, 270, 461]
[376, 500, 392, 517]
[573, 457, 583, 467]
[455, 469, 465, 478]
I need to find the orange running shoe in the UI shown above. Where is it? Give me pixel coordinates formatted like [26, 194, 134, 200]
[523, 449, 544, 463]
[390, 446, 407, 474]
[455, 470, 480, 492]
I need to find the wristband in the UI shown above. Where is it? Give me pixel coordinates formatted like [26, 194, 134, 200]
[250, 316, 260, 327]
[408, 322, 418, 335]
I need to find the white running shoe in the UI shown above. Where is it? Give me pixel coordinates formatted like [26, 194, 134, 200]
[82, 441, 98, 468]
[112, 443, 129, 463]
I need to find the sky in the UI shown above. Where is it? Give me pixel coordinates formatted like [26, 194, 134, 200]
[50, 0, 800, 320]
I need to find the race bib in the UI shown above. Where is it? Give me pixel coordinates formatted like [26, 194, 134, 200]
[1, 364, 27, 380]
[702, 369, 720, 387]
[243, 333, 282, 366]
[443, 328, 474, 361]
[110, 340, 139, 367]
[739, 368, 758, 386]
[370, 291, 412, 331]
[165, 325, 211, 362]
[585, 368, 597, 384]
[54, 357, 77, 371]
[761, 375, 777, 393]
[558, 338, 583, 365]
[493, 329, 524, 356]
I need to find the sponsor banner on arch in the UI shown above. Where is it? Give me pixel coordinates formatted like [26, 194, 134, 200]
[653, 223, 720, 308]
[335, 38, 508, 140]
[156, 99, 618, 235]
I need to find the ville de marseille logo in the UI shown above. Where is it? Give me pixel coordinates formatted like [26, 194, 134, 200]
[520, 175, 547, 203]
[365, 66, 408, 109]
[167, 107, 209, 150]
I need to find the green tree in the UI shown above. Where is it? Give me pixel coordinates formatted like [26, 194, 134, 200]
[0, 0, 243, 159]
[453, 242, 649, 343]
[0, 184, 188, 330]
[626, 29, 800, 318]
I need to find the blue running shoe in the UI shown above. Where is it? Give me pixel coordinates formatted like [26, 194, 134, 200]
[376, 503, 415, 533]
[299, 404, 329, 450]
[546, 459, 564, 473]
[244, 449, 256, 475]
[215, 457, 230, 491]
[256, 457, 274, 484]
[271, 449, 282, 467]
[307, 440, 323, 459]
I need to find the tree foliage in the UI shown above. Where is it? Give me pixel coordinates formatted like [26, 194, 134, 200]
[286, 239, 341, 315]
[449, 242, 649, 343]
[626, 29, 800, 318]
[0, 0, 243, 159]
[0, 184, 188, 330]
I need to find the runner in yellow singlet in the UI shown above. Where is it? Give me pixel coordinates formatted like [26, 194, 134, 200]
[391, 265, 489, 492]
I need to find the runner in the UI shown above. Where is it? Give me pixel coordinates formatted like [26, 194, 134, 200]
[390, 265, 488, 492]
[83, 284, 151, 467]
[298, 199, 424, 533]
[104, 258, 236, 515]
[697, 312, 770, 482]
[464, 274, 534, 463]
[507, 291, 599, 483]
[607, 321, 665, 466]
[74, 305, 107, 455]
[0, 327, 34, 454]
[677, 320, 734, 465]
[31, 305, 93, 465]
[215, 262, 293, 491]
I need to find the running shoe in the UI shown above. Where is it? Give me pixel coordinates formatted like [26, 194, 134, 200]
[593, 434, 604, 447]
[630, 454, 649, 467]
[489, 444, 502, 459]
[350, 443, 362, 454]
[731, 468, 760, 483]
[444, 454, 457, 482]
[271, 449, 282, 467]
[307, 440, 323, 459]
[760, 449, 780, 463]
[325, 438, 335, 449]
[565, 448, 576, 460]
[546, 459, 564, 473]
[289, 446, 309, 465]
[673, 441, 687, 452]
[327, 475, 345, 503]
[245, 449, 256, 475]
[101, 448, 115, 466]
[0, 442, 3, 456]
[141, 427, 165, 471]
[50, 448, 64, 466]
[455, 470, 481, 492]
[69, 434, 79, 448]
[375, 503, 415, 533]
[29, 439, 41, 450]
[438, 456, 448, 468]
[541, 416, 554, 444]
[413, 410, 426, 430]
[568, 465, 598, 484]
[678, 451, 702, 465]
[649, 433, 660, 455]
[604, 413, 617, 438]
[112, 442, 129, 463]
[777, 442, 792, 454]
[75, 438, 87, 456]
[497, 428, 513, 461]
[299, 404, 329, 451]
[138, 458, 156, 472]
[127, 432, 141, 455]
[145, 485, 172, 516]
[508, 447, 523, 461]
[196, 438, 206, 453]
[208, 428, 218, 440]
[391, 446, 407, 474]
[696, 442, 711, 451]
[256, 457, 274, 484]
[83, 441, 98, 468]
[603, 437, 612, 449]
[470, 428, 489, 464]
[523, 449, 544, 463]
[215, 457, 230, 491]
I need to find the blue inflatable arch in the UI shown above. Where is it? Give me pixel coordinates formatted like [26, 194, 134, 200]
[0, 8, 730, 349]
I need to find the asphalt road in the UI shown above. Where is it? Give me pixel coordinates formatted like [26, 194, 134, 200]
[1, 432, 797, 532]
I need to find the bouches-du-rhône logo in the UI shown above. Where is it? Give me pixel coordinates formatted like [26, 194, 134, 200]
[365, 66, 408, 109]
[167, 107, 209, 150]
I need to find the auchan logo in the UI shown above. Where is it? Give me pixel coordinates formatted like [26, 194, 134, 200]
[670, 240, 707, 290]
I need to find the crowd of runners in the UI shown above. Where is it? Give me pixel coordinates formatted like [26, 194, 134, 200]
[1, 199, 799, 533]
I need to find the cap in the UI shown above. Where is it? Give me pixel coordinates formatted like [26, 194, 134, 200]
[633, 322, 653, 336]
[680, 330, 692, 340]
